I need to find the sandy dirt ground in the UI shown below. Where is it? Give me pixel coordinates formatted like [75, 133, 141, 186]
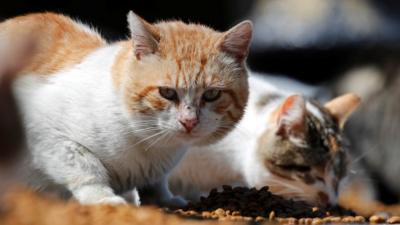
[2, 187, 400, 225]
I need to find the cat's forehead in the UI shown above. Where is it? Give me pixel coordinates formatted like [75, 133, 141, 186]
[155, 22, 222, 60]
[151, 22, 244, 89]
[303, 100, 345, 161]
[306, 100, 340, 140]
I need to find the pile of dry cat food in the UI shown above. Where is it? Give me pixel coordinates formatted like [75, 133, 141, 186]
[172, 185, 400, 224]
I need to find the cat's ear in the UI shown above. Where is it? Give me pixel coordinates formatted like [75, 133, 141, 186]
[127, 11, 160, 60]
[219, 20, 253, 62]
[324, 93, 361, 128]
[275, 95, 307, 138]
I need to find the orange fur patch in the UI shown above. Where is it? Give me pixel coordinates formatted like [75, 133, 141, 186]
[223, 90, 242, 109]
[125, 85, 170, 113]
[0, 12, 106, 75]
[112, 41, 132, 89]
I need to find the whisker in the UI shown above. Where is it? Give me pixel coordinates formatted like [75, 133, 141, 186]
[144, 130, 169, 152]
[132, 130, 166, 147]
[349, 143, 379, 167]
[266, 178, 304, 194]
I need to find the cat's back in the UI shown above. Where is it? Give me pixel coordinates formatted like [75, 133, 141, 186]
[0, 12, 106, 75]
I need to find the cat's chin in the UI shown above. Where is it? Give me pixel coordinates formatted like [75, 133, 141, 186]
[174, 131, 218, 147]
[174, 130, 203, 138]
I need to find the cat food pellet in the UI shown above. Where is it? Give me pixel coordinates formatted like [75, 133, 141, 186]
[242, 216, 252, 221]
[277, 218, 286, 224]
[211, 214, 219, 219]
[187, 210, 197, 216]
[311, 218, 323, 225]
[388, 216, 400, 224]
[370, 215, 386, 223]
[298, 218, 306, 224]
[232, 211, 240, 216]
[341, 216, 355, 223]
[214, 208, 224, 216]
[321, 217, 331, 223]
[329, 216, 342, 223]
[304, 218, 313, 225]
[354, 215, 366, 223]
[201, 211, 211, 217]
[375, 211, 390, 219]
[255, 216, 265, 222]
[287, 217, 298, 224]
[231, 215, 243, 221]
[269, 211, 276, 220]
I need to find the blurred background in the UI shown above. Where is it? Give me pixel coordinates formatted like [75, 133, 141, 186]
[1, 0, 400, 205]
[1, 0, 400, 84]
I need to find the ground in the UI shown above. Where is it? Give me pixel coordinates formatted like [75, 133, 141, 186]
[2, 186, 400, 225]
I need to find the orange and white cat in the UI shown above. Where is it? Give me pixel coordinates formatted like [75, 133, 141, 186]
[1, 12, 252, 206]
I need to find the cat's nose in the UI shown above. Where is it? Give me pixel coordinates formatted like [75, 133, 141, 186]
[179, 118, 198, 133]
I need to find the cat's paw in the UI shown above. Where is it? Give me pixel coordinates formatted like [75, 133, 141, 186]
[96, 196, 127, 205]
[122, 188, 141, 206]
[161, 196, 187, 208]
[131, 188, 141, 206]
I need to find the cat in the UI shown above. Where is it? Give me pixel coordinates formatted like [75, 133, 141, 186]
[1, 11, 253, 206]
[169, 73, 360, 206]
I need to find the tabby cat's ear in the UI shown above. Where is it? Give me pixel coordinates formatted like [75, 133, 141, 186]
[127, 11, 160, 60]
[276, 95, 307, 138]
[219, 20, 253, 62]
[324, 93, 361, 129]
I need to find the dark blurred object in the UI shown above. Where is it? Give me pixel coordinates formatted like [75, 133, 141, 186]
[0, 0, 256, 41]
[0, 67, 24, 165]
[251, 0, 400, 48]
[2, 0, 400, 85]
[248, 0, 400, 84]
[332, 58, 400, 204]
[0, 36, 35, 166]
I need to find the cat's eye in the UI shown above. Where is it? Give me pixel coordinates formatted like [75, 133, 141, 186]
[202, 89, 221, 102]
[278, 164, 311, 172]
[159, 87, 178, 101]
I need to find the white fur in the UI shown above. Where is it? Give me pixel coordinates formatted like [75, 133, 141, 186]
[170, 73, 334, 204]
[306, 102, 325, 122]
[13, 43, 189, 206]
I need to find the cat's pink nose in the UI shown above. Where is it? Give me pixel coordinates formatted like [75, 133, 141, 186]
[179, 118, 198, 133]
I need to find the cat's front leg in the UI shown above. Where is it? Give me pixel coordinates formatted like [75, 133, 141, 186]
[36, 140, 125, 205]
[121, 187, 141, 206]
[73, 184, 126, 205]
[141, 176, 187, 208]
